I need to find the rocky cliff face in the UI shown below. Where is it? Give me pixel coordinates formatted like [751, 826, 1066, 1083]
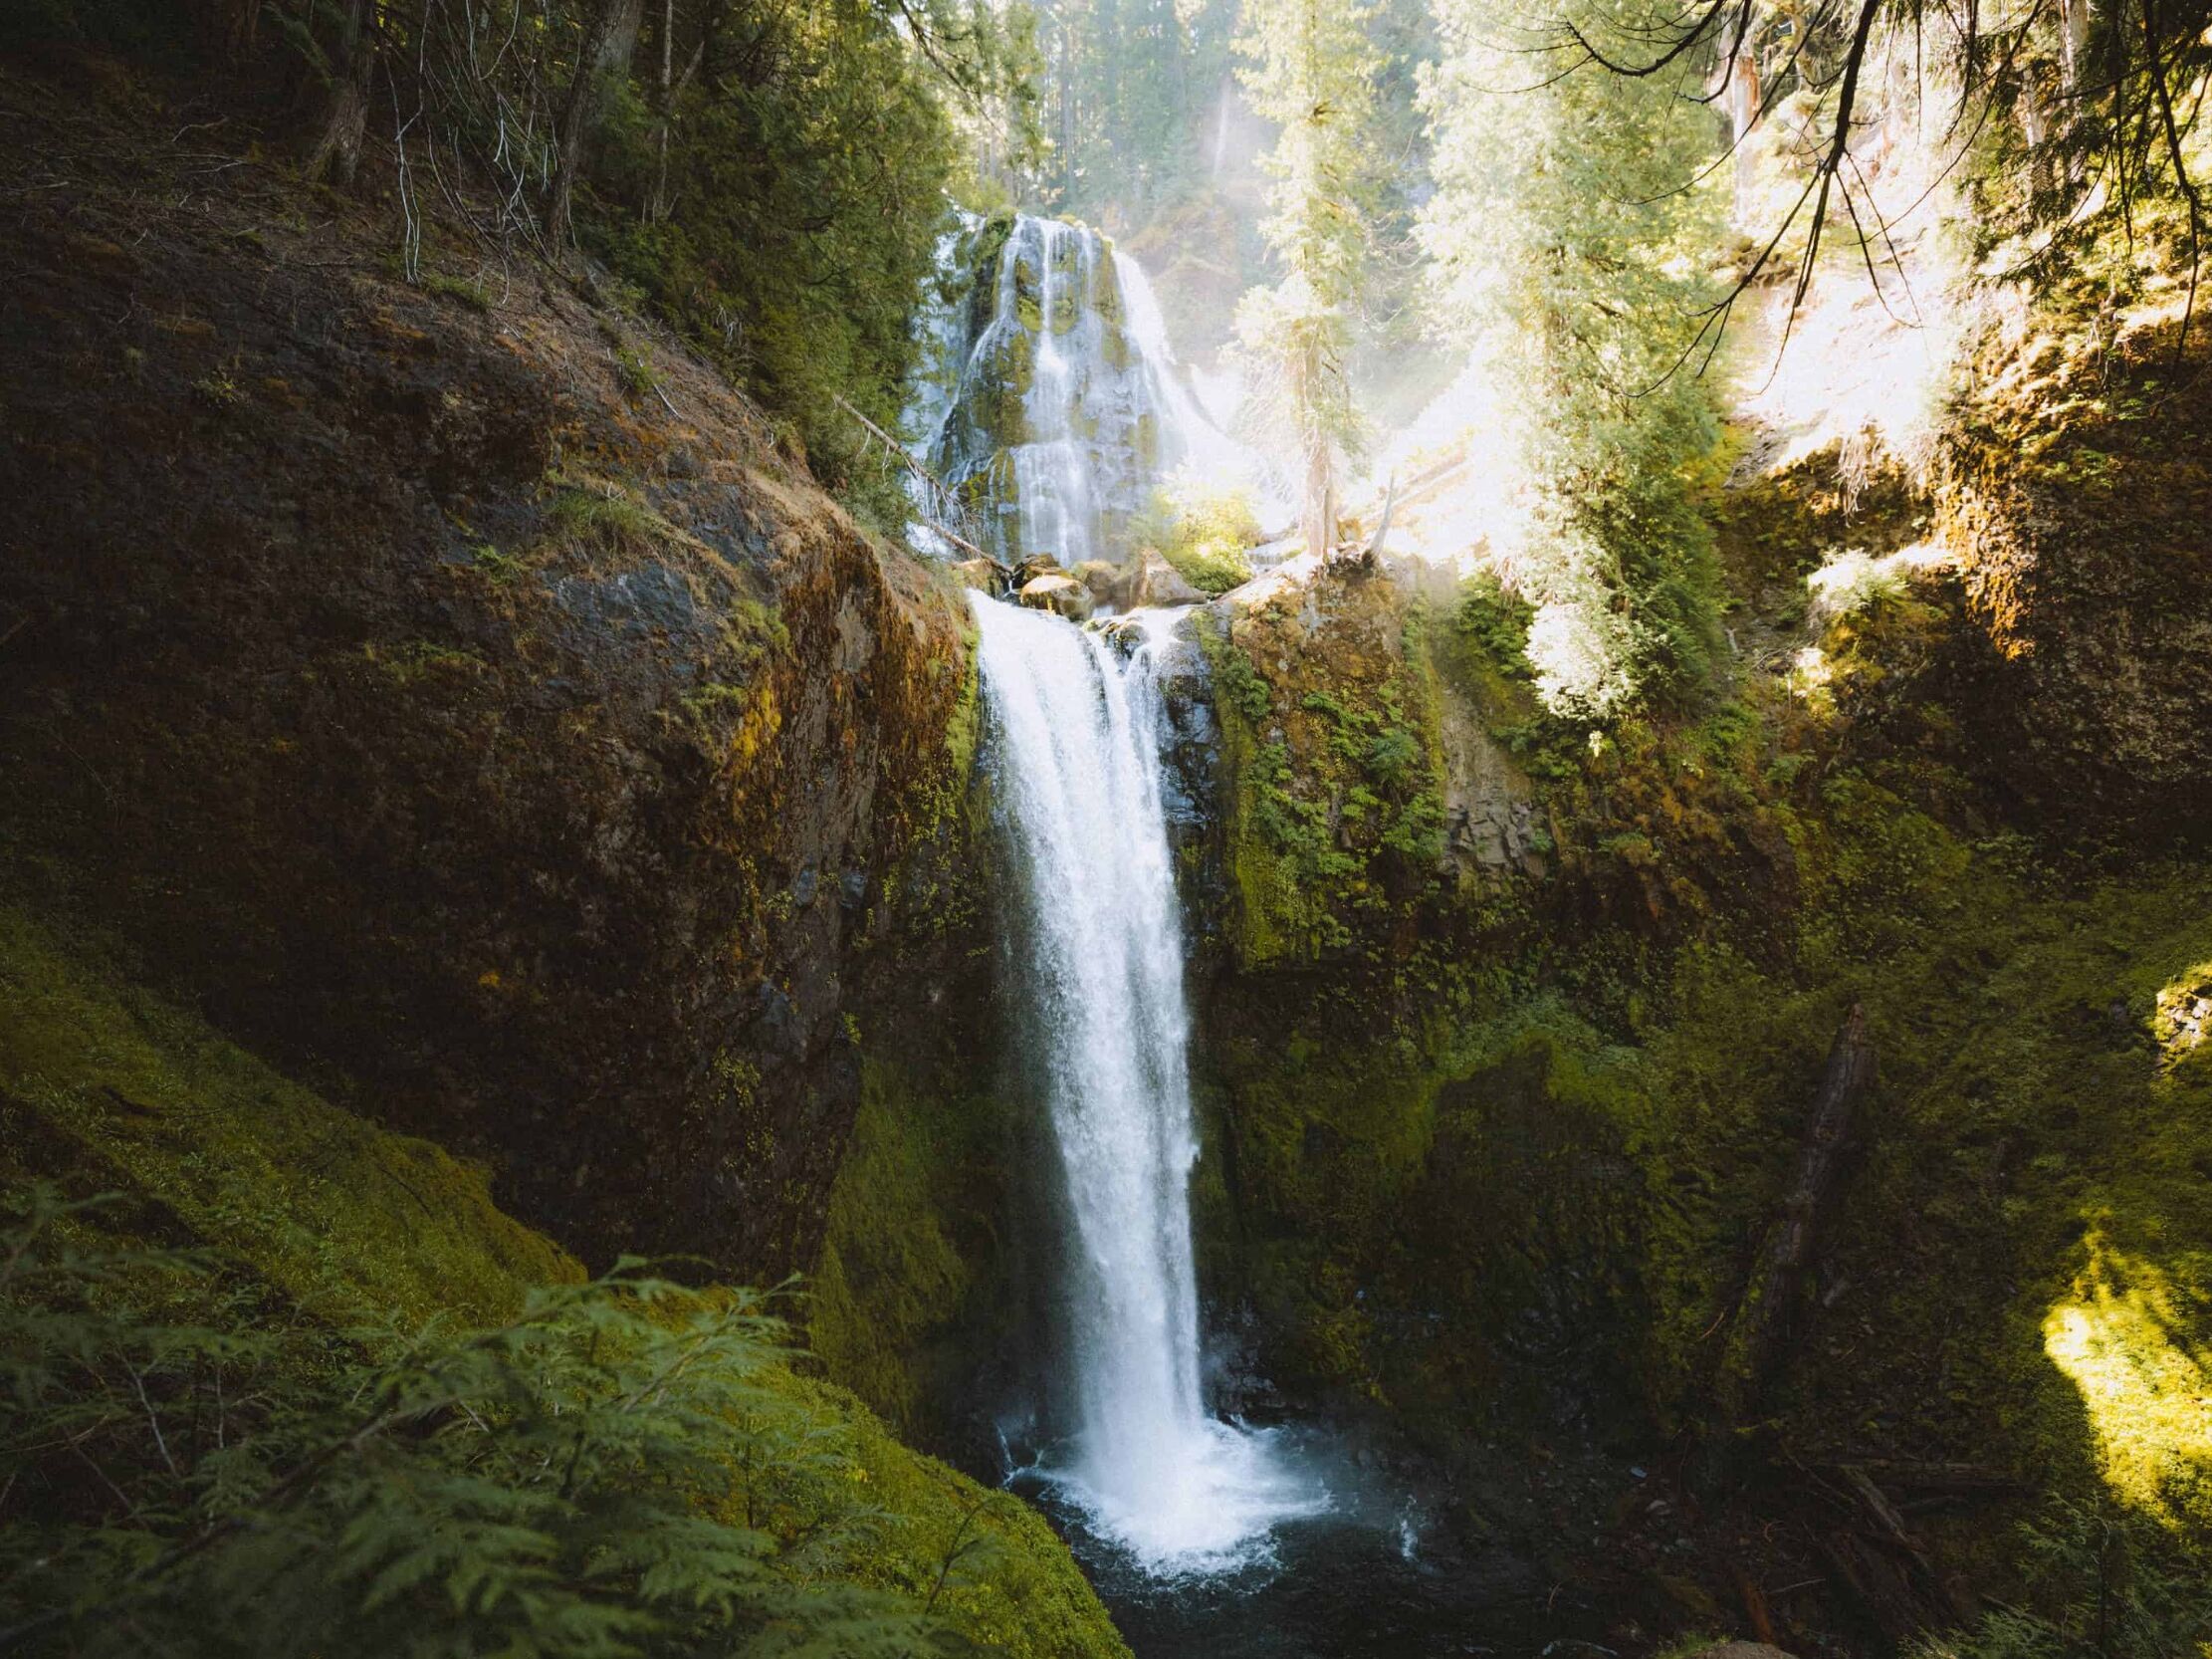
[0, 62, 974, 1277]
[1935, 321, 2212, 835]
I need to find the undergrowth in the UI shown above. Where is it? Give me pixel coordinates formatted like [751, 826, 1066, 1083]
[0, 1188, 962, 1659]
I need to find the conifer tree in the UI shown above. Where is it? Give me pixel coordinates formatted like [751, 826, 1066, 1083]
[1418, 0, 1723, 715]
[1234, 0, 1380, 559]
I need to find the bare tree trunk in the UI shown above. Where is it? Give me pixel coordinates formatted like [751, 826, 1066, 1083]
[1304, 439, 1336, 561]
[1728, 51, 1760, 223]
[1301, 333, 1338, 560]
[649, 0, 674, 221]
[1058, 16, 1075, 203]
[1717, 1004, 1875, 1417]
[304, 0, 377, 186]
[548, 0, 646, 248]
[216, 0, 258, 60]
[2062, 0, 2091, 93]
[2059, 0, 2092, 181]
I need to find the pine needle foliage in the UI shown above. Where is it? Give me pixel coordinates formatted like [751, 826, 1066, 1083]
[0, 1184, 964, 1659]
[1233, 0, 1383, 557]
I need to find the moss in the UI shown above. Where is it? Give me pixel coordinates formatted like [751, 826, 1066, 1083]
[0, 897, 1128, 1658]
[1202, 686, 2212, 1552]
[760, 1368, 1130, 1659]
[927, 606, 983, 831]
[0, 901, 576, 1328]
[371, 637, 490, 687]
[1198, 591, 1451, 970]
[189, 366, 241, 409]
[1607, 803, 2211, 1502]
[808, 1059, 979, 1432]
[421, 270, 492, 313]
[469, 540, 536, 585]
[1198, 978, 1652, 1409]
[544, 480, 666, 553]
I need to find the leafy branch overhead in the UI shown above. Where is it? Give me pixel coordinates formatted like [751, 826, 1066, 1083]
[1540, 0, 2212, 358]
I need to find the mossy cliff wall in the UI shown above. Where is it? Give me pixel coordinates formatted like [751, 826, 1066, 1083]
[0, 61, 977, 1279]
[1932, 315, 2212, 834]
[1179, 428, 2212, 1587]
[806, 740, 1071, 1458]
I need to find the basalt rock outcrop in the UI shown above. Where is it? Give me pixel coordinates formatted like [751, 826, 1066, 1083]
[0, 64, 973, 1278]
[1935, 321, 2212, 836]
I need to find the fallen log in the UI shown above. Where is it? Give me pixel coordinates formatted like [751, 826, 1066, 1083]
[1711, 1004, 1877, 1432]
[1811, 1462, 1973, 1637]
[1821, 1459, 2021, 1496]
[1690, 1006, 1876, 1502]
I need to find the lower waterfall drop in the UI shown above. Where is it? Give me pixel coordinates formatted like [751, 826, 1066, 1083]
[971, 593, 1324, 1575]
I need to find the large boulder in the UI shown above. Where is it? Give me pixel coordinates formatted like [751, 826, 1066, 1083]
[1132, 548, 1207, 606]
[0, 99, 976, 1279]
[1071, 559, 1128, 608]
[1018, 573, 1094, 620]
[949, 557, 1004, 594]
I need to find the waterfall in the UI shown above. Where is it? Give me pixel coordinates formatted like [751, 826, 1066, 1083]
[973, 595, 1321, 1573]
[914, 213, 1257, 568]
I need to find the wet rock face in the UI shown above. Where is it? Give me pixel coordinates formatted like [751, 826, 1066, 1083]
[911, 213, 1211, 571]
[0, 107, 971, 1278]
[1936, 341, 2212, 836]
[924, 218, 1154, 564]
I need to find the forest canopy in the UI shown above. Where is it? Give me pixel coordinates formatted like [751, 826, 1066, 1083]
[21, 0, 2209, 715]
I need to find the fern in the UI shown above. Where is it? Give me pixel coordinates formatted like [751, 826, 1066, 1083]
[1906, 1499, 2212, 1659]
[0, 1184, 964, 1658]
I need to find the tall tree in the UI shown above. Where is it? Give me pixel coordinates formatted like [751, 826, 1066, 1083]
[549, 0, 646, 247]
[1234, 0, 1379, 558]
[1419, 0, 1723, 715]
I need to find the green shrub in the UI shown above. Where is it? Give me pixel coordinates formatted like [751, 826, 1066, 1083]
[1136, 477, 1263, 595]
[579, 15, 967, 531]
[0, 1184, 962, 1659]
[545, 483, 662, 553]
[1452, 572, 1533, 674]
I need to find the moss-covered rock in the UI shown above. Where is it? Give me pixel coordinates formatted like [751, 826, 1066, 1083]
[0, 896, 1129, 1659]
[0, 900, 578, 1328]
[1199, 560, 1452, 968]
[0, 63, 976, 1282]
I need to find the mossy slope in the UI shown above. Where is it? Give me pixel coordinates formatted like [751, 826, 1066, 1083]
[0, 899, 1128, 1659]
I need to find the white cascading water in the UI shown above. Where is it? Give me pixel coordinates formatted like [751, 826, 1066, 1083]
[913, 212, 1264, 565]
[973, 595, 1322, 1573]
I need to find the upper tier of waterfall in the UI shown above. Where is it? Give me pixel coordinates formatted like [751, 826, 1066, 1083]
[906, 213, 1250, 568]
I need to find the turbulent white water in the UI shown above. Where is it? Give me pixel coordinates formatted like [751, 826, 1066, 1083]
[972, 595, 1322, 1574]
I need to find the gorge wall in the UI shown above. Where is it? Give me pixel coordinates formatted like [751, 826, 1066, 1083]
[5, 43, 2209, 1654]
[0, 58, 982, 1279]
